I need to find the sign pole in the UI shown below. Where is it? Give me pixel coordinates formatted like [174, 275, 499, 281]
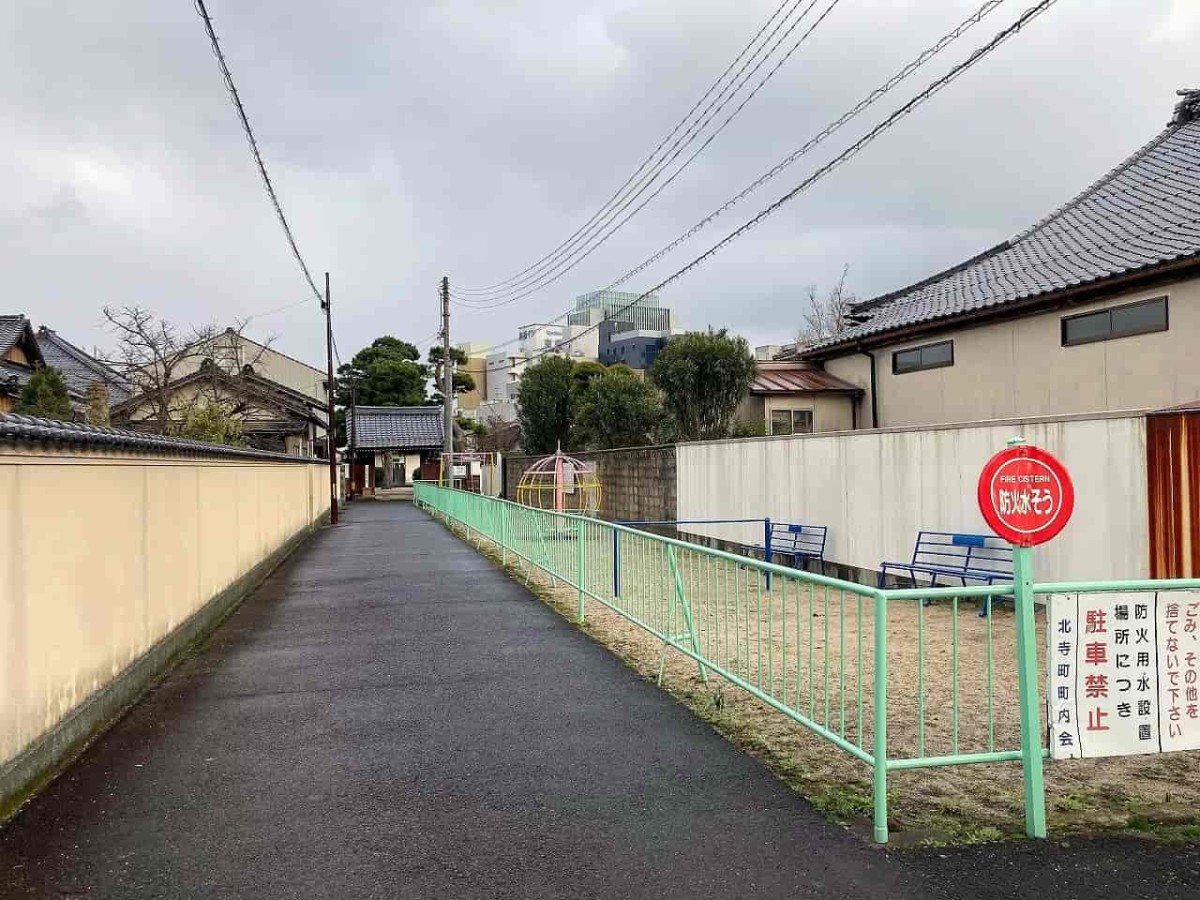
[1013, 542, 1047, 838]
[1005, 436, 1048, 839]
[978, 435, 1074, 841]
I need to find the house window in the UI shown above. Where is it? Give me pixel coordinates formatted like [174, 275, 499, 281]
[892, 340, 954, 374]
[1061, 297, 1168, 346]
[770, 409, 814, 436]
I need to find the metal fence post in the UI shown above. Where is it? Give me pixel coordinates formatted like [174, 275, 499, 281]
[764, 517, 773, 590]
[1013, 544, 1048, 839]
[577, 518, 586, 624]
[873, 589, 889, 844]
[500, 503, 507, 566]
[612, 529, 621, 597]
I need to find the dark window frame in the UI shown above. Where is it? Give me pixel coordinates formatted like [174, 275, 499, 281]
[769, 408, 815, 436]
[892, 340, 954, 375]
[1061, 296, 1169, 347]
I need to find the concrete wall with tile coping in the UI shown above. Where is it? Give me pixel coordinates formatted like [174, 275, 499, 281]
[0, 427, 329, 819]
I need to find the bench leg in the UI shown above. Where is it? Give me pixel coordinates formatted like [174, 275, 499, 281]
[921, 574, 940, 607]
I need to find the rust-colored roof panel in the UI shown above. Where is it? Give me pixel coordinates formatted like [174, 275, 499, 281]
[750, 364, 861, 394]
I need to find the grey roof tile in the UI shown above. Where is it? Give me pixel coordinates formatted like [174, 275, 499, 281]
[0, 359, 34, 390]
[349, 406, 444, 450]
[36, 327, 132, 403]
[0, 413, 316, 460]
[808, 108, 1200, 354]
[0, 315, 33, 357]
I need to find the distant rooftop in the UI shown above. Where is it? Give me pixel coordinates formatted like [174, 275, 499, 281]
[348, 405, 444, 450]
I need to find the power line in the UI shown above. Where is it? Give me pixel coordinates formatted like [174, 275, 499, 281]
[453, 0, 799, 297]
[241, 297, 313, 325]
[454, 0, 839, 301]
[479, 0, 1059, 376]
[194, 0, 323, 307]
[453, 0, 1004, 313]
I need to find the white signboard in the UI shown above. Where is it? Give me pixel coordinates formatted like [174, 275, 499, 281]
[452, 465, 468, 477]
[1047, 592, 1200, 760]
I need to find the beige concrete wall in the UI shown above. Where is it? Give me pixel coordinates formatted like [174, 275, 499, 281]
[677, 411, 1148, 583]
[822, 277, 1199, 428]
[458, 357, 487, 412]
[0, 449, 328, 771]
[173, 334, 328, 405]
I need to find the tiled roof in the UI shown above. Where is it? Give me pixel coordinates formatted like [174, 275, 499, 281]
[0, 315, 27, 354]
[0, 314, 43, 366]
[0, 359, 34, 393]
[751, 363, 862, 394]
[805, 92, 1200, 356]
[0, 413, 317, 461]
[36, 327, 132, 403]
[349, 406, 444, 450]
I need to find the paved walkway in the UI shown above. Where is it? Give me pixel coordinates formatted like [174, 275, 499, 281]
[1, 502, 1197, 898]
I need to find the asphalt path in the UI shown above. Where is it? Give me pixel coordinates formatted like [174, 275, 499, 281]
[0, 501, 1196, 899]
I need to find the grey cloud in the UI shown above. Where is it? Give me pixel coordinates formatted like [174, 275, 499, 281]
[1, 1, 1195, 366]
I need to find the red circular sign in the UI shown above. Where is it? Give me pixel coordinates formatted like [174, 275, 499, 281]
[977, 445, 1075, 547]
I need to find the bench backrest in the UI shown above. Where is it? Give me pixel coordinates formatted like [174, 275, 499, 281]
[911, 531, 1012, 576]
[769, 522, 827, 557]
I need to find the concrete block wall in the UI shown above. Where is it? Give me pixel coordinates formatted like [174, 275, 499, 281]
[505, 445, 677, 523]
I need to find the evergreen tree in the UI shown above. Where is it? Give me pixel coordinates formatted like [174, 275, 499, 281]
[16, 366, 73, 421]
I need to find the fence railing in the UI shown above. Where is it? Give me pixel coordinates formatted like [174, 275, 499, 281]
[414, 482, 1200, 843]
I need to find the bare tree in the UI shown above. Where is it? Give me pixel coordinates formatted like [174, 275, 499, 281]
[474, 416, 521, 453]
[797, 265, 858, 349]
[100, 307, 273, 436]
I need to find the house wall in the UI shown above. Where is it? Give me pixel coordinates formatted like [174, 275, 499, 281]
[821, 276, 1200, 428]
[738, 394, 855, 434]
[4, 345, 29, 366]
[172, 334, 328, 406]
[0, 444, 329, 813]
[763, 394, 855, 433]
[0, 397, 13, 414]
[119, 379, 321, 455]
[676, 411, 1148, 584]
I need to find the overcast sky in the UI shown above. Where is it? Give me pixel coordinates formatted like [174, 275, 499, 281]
[2, 1, 1197, 368]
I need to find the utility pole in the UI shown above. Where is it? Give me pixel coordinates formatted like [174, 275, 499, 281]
[323, 271, 339, 524]
[440, 275, 453, 486]
[348, 377, 357, 499]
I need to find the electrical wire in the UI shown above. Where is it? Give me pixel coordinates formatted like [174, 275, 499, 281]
[477, 0, 1059, 375]
[194, 0, 323, 307]
[453, 0, 839, 300]
[240, 297, 313, 325]
[451, 0, 1012, 314]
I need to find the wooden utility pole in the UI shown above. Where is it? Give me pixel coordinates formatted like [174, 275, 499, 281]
[323, 271, 339, 524]
[348, 377, 357, 499]
[440, 276, 453, 485]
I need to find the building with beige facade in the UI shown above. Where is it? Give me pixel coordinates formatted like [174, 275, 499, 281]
[456, 342, 489, 415]
[736, 361, 862, 435]
[794, 89, 1200, 429]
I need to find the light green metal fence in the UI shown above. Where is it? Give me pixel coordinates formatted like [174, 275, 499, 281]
[414, 482, 1200, 843]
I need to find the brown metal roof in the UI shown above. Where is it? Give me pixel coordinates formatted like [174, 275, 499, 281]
[751, 363, 862, 395]
[1149, 399, 1200, 415]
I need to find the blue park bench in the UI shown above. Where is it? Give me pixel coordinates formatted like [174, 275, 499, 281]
[747, 520, 829, 570]
[877, 531, 1013, 617]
